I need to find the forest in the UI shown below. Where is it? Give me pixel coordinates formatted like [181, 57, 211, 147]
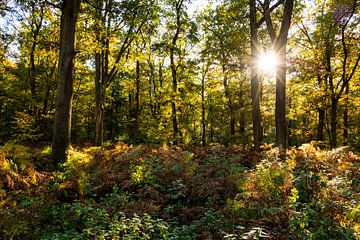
[0, 0, 359, 239]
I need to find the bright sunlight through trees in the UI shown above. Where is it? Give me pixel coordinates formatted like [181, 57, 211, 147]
[257, 52, 278, 73]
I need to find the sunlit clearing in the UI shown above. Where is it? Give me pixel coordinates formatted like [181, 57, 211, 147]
[257, 52, 278, 73]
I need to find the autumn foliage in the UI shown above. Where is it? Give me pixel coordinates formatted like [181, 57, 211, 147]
[0, 142, 358, 239]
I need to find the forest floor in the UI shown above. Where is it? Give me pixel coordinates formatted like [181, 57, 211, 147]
[0, 141, 359, 239]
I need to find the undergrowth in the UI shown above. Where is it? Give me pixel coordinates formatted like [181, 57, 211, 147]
[0, 142, 358, 239]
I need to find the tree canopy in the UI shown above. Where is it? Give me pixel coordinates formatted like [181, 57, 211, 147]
[0, 0, 359, 151]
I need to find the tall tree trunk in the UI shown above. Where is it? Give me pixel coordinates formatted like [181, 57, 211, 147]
[268, 0, 294, 159]
[230, 113, 235, 138]
[275, 45, 287, 158]
[330, 97, 338, 148]
[29, 43, 37, 115]
[170, 77, 178, 142]
[317, 109, 325, 141]
[249, 0, 261, 151]
[201, 71, 206, 147]
[94, 1, 105, 146]
[316, 75, 325, 141]
[128, 60, 140, 140]
[135, 60, 140, 124]
[95, 52, 104, 146]
[239, 89, 246, 138]
[222, 64, 235, 138]
[52, 0, 81, 163]
[170, 1, 183, 143]
[42, 63, 56, 115]
[42, 81, 51, 115]
[209, 103, 214, 143]
[343, 82, 349, 145]
[28, 4, 43, 116]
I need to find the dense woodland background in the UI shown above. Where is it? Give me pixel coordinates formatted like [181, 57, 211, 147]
[0, 0, 359, 239]
[0, 0, 358, 150]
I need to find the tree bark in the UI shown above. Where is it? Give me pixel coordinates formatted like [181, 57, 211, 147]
[316, 75, 325, 141]
[170, 0, 184, 143]
[267, 0, 294, 159]
[94, 1, 106, 146]
[239, 88, 246, 138]
[275, 45, 287, 158]
[317, 109, 325, 141]
[343, 82, 349, 145]
[222, 64, 235, 139]
[249, 0, 262, 151]
[93, 0, 147, 146]
[209, 103, 214, 143]
[201, 65, 207, 147]
[95, 51, 104, 146]
[128, 60, 140, 141]
[28, 3, 44, 116]
[330, 97, 338, 148]
[326, 0, 359, 148]
[52, 0, 81, 163]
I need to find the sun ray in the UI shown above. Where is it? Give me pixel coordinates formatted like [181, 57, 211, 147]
[257, 52, 278, 73]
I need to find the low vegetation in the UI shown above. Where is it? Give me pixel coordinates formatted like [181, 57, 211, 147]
[0, 142, 358, 239]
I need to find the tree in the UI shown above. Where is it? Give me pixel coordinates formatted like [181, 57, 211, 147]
[127, 60, 141, 141]
[249, 0, 262, 151]
[259, 0, 294, 158]
[169, 0, 186, 143]
[89, 0, 156, 146]
[290, 0, 360, 147]
[326, 0, 359, 147]
[52, 0, 81, 163]
[202, 2, 248, 143]
[200, 59, 210, 146]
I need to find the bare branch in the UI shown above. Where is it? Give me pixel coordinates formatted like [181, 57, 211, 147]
[44, 0, 61, 9]
[339, 0, 357, 95]
[256, 0, 285, 28]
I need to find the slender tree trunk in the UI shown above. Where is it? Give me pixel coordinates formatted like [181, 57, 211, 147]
[343, 82, 349, 145]
[201, 72, 206, 147]
[95, 51, 104, 146]
[170, 86, 178, 142]
[148, 59, 155, 117]
[230, 113, 235, 137]
[94, 2, 104, 146]
[170, 6, 181, 143]
[249, 0, 261, 151]
[239, 90, 246, 137]
[94, 0, 116, 146]
[28, 7, 43, 116]
[209, 104, 214, 143]
[210, 121, 214, 143]
[42, 62, 56, 115]
[317, 109, 325, 141]
[135, 60, 140, 123]
[29, 44, 37, 115]
[316, 75, 325, 141]
[42, 83, 50, 115]
[272, 0, 294, 159]
[330, 97, 338, 148]
[52, 0, 81, 163]
[128, 60, 140, 140]
[275, 46, 287, 157]
[157, 63, 163, 114]
[222, 64, 235, 138]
